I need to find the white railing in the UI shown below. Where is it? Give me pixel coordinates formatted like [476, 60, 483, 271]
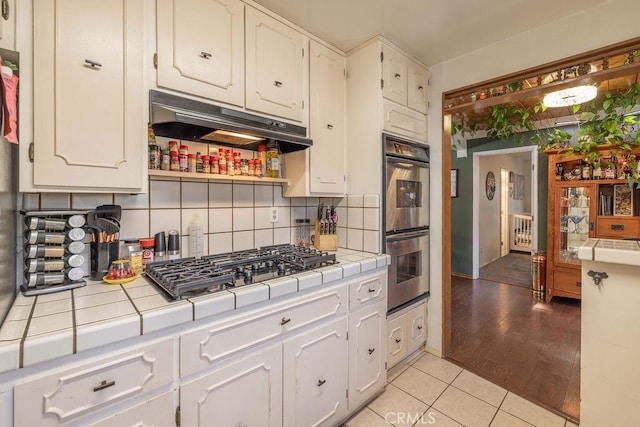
[510, 213, 533, 252]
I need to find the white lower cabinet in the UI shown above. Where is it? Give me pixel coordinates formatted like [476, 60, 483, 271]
[348, 300, 387, 411]
[180, 344, 283, 427]
[283, 317, 349, 427]
[14, 339, 174, 427]
[387, 300, 427, 369]
[88, 391, 175, 427]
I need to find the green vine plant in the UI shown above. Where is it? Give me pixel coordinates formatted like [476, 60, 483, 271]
[451, 82, 640, 185]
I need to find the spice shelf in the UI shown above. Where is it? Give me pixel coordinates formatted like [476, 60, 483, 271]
[148, 169, 290, 185]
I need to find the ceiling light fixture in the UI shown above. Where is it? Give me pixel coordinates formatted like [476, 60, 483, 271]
[543, 85, 597, 108]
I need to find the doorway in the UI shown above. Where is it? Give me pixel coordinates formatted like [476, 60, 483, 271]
[471, 145, 537, 279]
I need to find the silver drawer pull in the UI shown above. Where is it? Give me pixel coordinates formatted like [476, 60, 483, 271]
[274, 80, 283, 87]
[368, 287, 376, 293]
[84, 59, 102, 69]
[368, 348, 375, 355]
[93, 380, 115, 392]
[317, 379, 327, 387]
[417, 325, 423, 330]
[200, 51, 212, 59]
[327, 124, 333, 130]
[395, 338, 401, 344]
[280, 317, 291, 325]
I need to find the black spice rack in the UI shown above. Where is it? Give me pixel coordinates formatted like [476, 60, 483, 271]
[20, 210, 91, 296]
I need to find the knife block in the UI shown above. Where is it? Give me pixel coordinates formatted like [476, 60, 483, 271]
[314, 221, 337, 251]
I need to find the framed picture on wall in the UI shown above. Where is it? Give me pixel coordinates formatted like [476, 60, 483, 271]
[451, 169, 458, 198]
[514, 174, 525, 200]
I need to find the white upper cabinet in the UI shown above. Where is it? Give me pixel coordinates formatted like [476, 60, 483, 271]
[0, 0, 15, 50]
[382, 44, 408, 105]
[32, 0, 144, 191]
[156, 0, 245, 107]
[407, 60, 429, 114]
[245, 6, 305, 122]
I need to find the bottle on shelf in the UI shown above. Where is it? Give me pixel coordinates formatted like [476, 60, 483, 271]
[266, 139, 279, 178]
[258, 144, 267, 177]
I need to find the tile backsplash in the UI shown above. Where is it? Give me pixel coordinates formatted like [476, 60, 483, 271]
[22, 182, 382, 256]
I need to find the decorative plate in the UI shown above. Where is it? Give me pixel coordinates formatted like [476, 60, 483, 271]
[486, 171, 496, 200]
[103, 275, 137, 285]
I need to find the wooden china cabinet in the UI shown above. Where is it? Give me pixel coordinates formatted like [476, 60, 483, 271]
[545, 147, 640, 302]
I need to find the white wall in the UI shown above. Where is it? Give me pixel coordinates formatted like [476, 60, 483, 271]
[427, 0, 640, 355]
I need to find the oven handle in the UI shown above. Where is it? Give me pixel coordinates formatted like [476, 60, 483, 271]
[386, 230, 429, 242]
[386, 155, 430, 168]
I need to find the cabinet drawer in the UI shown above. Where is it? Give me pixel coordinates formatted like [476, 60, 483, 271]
[14, 339, 174, 427]
[180, 286, 348, 377]
[349, 271, 387, 310]
[382, 100, 428, 142]
[553, 269, 582, 297]
[596, 217, 639, 238]
[88, 391, 174, 427]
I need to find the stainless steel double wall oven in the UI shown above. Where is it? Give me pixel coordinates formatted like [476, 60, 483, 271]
[383, 134, 430, 313]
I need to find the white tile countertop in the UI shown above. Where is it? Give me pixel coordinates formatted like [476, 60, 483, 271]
[0, 249, 389, 375]
[578, 238, 640, 266]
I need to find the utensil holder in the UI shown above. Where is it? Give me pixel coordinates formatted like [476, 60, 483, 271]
[314, 221, 337, 251]
[91, 241, 120, 280]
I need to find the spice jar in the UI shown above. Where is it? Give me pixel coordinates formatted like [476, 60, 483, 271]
[179, 145, 189, 172]
[149, 143, 160, 170]
[170, 152, 180, 171]
[139, 238, 155, 267]
[188, 154, 196, 172]
[234, 158, 241, 175]
[227, 152, 234, 176]
[202, 155, 210, 174]
[212, 155, 219, 174]
[255, 159, 263, 177]
[219, 155, 227, 175]
[161, 149, 170, 170]
[196, 152, 203, 173]
[248, 159, 255, 176]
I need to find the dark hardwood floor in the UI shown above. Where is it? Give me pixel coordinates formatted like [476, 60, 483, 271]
[447, 275, 581, 423]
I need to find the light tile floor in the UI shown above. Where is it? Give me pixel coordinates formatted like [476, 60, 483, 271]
[346, 352, 577, 427]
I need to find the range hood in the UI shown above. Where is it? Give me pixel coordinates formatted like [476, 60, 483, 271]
[149, 90, 312, 153]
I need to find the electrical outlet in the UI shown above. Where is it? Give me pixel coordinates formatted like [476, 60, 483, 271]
[270, 207, 279, 223]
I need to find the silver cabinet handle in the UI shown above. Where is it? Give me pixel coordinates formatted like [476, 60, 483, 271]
[274, 80, 283, 87]
[85, 59, 102, 69]
[395, 338, 401, 344]
[418, 85, 424, 90]
[368, 287, 376, 293]
[93, 380, 115, 392]
[417, 325, 423, 330]
[280, 317, 291, 325]
[587, 270, 608, 286]
[394, 73, 401, 78]
[327, 124, 333, 130]
[200, 51, 212, 59]
[317, 379, 326, 387]
[368, 348, 375, 355]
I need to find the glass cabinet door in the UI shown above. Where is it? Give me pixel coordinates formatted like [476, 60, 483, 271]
[556, 185, 592, 265]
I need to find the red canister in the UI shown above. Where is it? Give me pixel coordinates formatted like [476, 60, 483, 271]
[139, 238, 155, 266]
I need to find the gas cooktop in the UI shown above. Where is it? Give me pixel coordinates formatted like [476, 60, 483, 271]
[144, 244, 338, 300]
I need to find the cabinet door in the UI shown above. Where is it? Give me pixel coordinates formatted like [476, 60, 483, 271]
[387, 313, 407, 369]
[406, 302, 426, 354]
[309, 41, 345, 194]
[407, 61, 428, 114]
[157, 0, 244, 107]
[382, 44, 407, 105]
[0, 0, 15, 50]
[348, 300, 387, 411]
[283, 317, 348, 427]
[88, 391, 174, 427]
[33, 0, 144, 191]
[245, 6, 304, 122]
[554, 185, 594, 267]
[180, 344, 282, 427]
